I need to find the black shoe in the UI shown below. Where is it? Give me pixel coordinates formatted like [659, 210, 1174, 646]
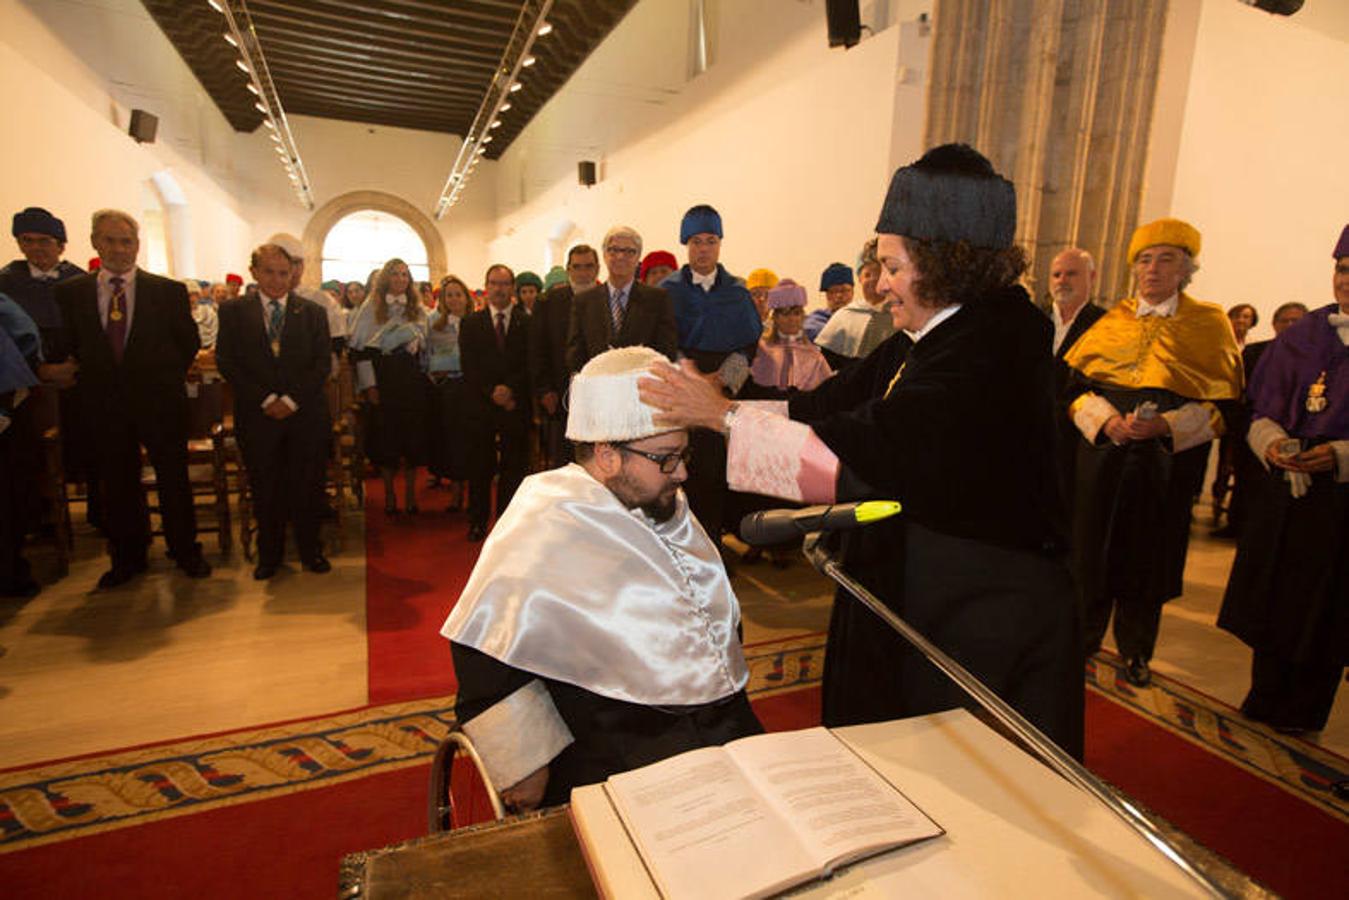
[253, 562, 279, 581]
[303, 555, 332, 574]
[178, 555, 212, 579]
[97, 563, 144, 590]
[467, 524, 486, 543]
[1124, 656, 1152, 688]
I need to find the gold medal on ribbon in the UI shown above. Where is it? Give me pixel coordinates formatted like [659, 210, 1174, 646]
[270, 339, 281, 356]
[1305, 371, 1327, 414]
[109, 307, 123, 322]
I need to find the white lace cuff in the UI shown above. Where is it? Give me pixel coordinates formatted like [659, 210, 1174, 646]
[461, 680, 574, 791]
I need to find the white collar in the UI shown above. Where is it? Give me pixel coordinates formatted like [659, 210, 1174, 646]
[28, 262, 61, 280]
[98, 266, 135, 285]
[908, 303, 962, 342]
[607, 279, 634, 298]
[1136, 294, 1178, 318]
[1053, 300, 1087, 328]
[260, 290, 287, 305]
[691, 268, 717, 290]
[385, 293, 408, 306]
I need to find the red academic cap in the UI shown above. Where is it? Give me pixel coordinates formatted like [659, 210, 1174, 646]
[225, 273, 244, 285]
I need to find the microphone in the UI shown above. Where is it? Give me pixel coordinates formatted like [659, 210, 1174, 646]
[740, 501, 902, 546]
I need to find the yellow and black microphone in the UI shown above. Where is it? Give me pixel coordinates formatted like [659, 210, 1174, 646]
[739, 501, 902, 546]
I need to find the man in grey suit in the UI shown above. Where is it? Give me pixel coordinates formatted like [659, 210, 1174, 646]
[566, 226, 678, 374]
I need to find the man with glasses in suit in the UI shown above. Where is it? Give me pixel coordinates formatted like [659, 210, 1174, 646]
[443, 345, 761, 812]
[566, 225, 677, 374]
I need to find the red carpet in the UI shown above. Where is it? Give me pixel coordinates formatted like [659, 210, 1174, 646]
[363, 475, 472, 703]
[0, 764, 429, 900]
[1085, 690, 1347, 899]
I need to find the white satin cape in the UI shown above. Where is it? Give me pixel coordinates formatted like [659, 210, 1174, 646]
[440, 464, 749, 706]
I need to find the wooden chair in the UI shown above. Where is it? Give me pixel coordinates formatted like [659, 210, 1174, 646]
[142, 378, 232, 554]
[427, 725, 506, 833]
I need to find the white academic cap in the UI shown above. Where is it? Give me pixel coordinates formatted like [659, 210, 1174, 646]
[266, 232, 305, 260]
[566, 346, 670, 442]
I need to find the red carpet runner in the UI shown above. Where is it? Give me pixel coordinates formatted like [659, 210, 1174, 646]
[363, 476, 469, 702]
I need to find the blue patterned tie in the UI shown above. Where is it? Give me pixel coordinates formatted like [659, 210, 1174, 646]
[267, 299, 284, 343]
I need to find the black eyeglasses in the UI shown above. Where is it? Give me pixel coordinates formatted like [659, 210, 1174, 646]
[616, 444, 691, 474]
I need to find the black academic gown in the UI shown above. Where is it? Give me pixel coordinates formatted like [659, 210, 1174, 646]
[451, 643, 762, 807]
[787, 286, 1083, 760]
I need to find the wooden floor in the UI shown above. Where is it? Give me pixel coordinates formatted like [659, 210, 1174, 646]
[0, 501, 1344, 772]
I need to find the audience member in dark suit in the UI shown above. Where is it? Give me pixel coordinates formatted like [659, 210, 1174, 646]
[1213, 301, 1309, 539]
[461, 265, 532, 542]
[0, 295, 42, 597]
[566, 226, 678, 375]
[52, 210, 209, 588]
[1047, 248, 1106, 511]
[528, 244, 599, 469]
[0, 208, 95, 526]
[216, 244, 332, 580]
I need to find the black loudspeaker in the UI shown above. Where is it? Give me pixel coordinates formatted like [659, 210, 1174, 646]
[578, 160, 597, 187]
[129, 109, 159, 144]
[825, 0, 861, 48]
[1237, 0, 1304, 15]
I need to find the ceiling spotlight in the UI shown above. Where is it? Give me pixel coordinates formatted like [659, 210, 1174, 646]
[270, 132, 282, 143]
[245, 82, 260, 96]
[254, 101, 267, 113]
[522, 55, 537, 67]
[489, 119, 502, 129]
[263, 118, 276, 130]
[537, 22, 553, 36]
[223, 33, 238, 47]
[274, 145, 287, 155]
[499, 102, 512, 112]
[509, 81, 523, 92]
[482, 135, 493, 144]
[235, 59, 250, 73]
[207, 0, 224, 12]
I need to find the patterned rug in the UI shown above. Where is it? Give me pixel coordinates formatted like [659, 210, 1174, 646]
[1087, 652, 1349, 825]
[0, 633, 826, 852]
[7, 640, 1345, 856]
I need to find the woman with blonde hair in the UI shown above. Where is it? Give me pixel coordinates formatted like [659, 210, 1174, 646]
[426, 275, 472, 509]
[348, 258, 430, 515]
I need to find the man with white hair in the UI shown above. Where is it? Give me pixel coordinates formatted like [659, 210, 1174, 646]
[53, 210, 210, 588]
[442, 346, 762, 811]
[1064, 218, 1242, 687]
[1048, 247, 1104, 358]
[565, 225, 677, 373]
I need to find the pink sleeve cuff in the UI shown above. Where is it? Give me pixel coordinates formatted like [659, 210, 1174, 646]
[727, 404, 838, 504]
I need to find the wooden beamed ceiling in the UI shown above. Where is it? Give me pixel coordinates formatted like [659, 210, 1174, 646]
[141, 0, 638, 158]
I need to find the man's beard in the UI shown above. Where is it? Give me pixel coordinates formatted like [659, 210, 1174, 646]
[640, 492, 678, 523]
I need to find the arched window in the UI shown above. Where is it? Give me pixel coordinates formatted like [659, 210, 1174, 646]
[321, 210, 430, 284]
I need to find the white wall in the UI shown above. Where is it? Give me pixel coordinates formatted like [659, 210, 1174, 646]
[0, 0, 494, 285]
[486, 0, 932, 304]
[1146, 0, 1349, 340]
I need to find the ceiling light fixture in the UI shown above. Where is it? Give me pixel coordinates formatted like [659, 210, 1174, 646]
[223, 33, 238, 47]
[216, 0, 314, 209]
[434, 0, 553, 219]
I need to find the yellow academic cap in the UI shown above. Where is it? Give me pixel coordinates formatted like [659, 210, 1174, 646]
[1128, 218, 1201, 263]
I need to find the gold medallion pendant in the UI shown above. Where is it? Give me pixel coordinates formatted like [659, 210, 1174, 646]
[1305, 371, 1327, 414]
[109, 307, 123, 322]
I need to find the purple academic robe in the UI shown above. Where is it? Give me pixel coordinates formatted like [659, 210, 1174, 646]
[1247, 303, 1349, 440]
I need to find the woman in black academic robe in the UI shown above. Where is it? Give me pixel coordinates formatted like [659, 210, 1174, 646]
[643, 145, 1084, 759]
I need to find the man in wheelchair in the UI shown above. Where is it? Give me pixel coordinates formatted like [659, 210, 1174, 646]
[441, 346, 762, 811]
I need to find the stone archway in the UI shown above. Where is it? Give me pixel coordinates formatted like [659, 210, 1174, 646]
[300, 190, 447, 289]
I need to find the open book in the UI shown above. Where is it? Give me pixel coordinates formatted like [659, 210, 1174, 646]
[570, 726, 944, 900]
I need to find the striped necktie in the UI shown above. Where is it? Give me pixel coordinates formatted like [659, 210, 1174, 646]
[267, 299, 284, 343]
[609, 286, 627, 335]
